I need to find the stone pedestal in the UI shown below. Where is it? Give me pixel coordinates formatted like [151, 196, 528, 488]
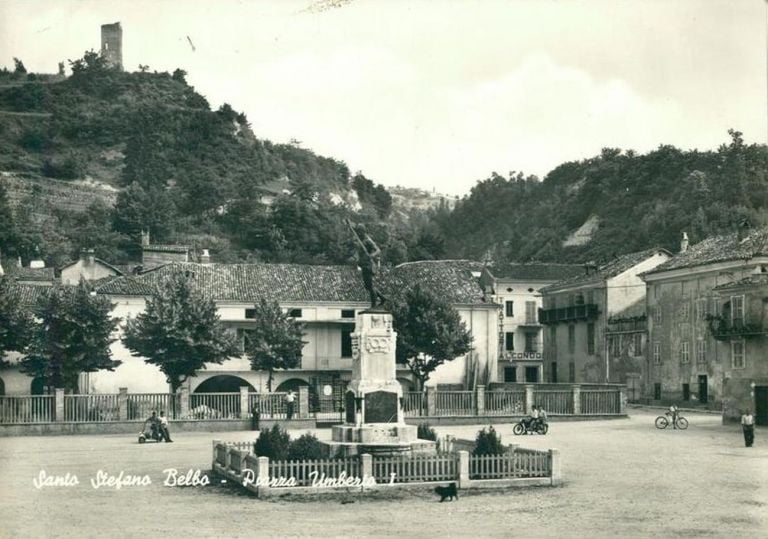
[325, 310, 432, 457]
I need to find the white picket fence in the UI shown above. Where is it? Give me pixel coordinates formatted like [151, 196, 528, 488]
[0, 395, 55, 424]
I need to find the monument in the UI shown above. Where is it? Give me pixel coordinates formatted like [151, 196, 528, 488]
[322, 223, 435, 457]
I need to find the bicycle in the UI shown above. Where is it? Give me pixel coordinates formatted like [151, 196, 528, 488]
[655, 412, 688, 430]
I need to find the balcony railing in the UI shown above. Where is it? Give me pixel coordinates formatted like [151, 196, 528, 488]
[538, 304, 600, 325]
[706, 315, 765, 341]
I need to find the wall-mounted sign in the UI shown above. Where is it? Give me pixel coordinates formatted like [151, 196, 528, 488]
[501, 352, 543, 360]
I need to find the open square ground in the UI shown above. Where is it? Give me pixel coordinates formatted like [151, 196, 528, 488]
[0, 409, 766, 538]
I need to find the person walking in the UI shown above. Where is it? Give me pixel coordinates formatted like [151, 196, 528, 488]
[285, 390, 296, 420]
[741, 409, 755, 447]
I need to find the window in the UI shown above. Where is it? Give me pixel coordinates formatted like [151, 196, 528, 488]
[587, 323, 595, 355]
[550, 362, 558, 383]
[731, 295, 745, 327]
[609, 335, 621, 357]
[568, 362, 575, 383]
[696, 298, 708, 321]
[568, 325, 575, 353]
[245, 308, 257, 319]
[653, 342, 661, 364]
[505, 301, 514, 317]
[549, 326, 557, 348]
[575, 293, 584, 306]
[505, 332, 515, 351]
[680, 302, 690, 321]
[731, 340, 745, 369]
[524, 333, 537, 353]
[341, 309, 355, 318]
[525, 301, 537, 324]
[654, 306, 662, 324]
[289, 308, 302, 318]
[680, 342, 689, 364]
[568, 294, 576, 307]
[341, 328, 353, 358]
[654, 383, 662, 400]
[237, 328, 255, 354]
[696, 340, 706, 364]
[632, 333, 642, 356]
[586, 290, 595, 304]
[504, 367, 517, 383]
[682, 383, 690, 401]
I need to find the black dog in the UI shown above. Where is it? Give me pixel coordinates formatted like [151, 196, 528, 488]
[434, 482, 458, 502]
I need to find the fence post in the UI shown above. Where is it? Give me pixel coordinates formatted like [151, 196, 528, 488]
[118, 387, 128, 421]
[212, 439, 221, 471]
[426, 386, 437, 417]
[361, 453, 373, 486]
[178, 386, 190, 420]
[239, 386, 249, 419]
[524, 384, 534, 415]
[549, 449, 562, 486]
[476, 385, 485, 416]
[458, 450, 470, 488]
[55, 388, 65, 422]
[298, 385, 309, 419]
[619, 386, 627, 415]
[571, 385, 581, 415]
[257, 456, 271, 497]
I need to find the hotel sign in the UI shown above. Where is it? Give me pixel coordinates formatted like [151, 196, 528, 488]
[502, 352, 543, 360]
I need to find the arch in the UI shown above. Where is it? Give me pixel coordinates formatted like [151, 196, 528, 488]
[31, 377, 46, 395]
[193, 375, 255, 393]
[275, 378, 310, 393]
[0, 376, 5, 396]
[397, 378, 415, 392]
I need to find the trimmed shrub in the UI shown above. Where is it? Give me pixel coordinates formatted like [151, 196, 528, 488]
[417, 423, 437, 441]
[253, 424, 290, 460]
[287, 433, 326, 461]
[473, 426, 504, 456]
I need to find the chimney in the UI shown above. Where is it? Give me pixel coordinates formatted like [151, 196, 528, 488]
[141, 229, 150, 247]
[200, 249, 211, 265]
[680, 232, 689, 253]
[80, 248, 96, 266]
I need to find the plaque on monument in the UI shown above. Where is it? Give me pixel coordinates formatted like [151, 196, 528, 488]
[345, 391, 356, 424]
[364, 391, 398, 423]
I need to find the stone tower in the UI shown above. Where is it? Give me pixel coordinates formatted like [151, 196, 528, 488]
[100, 22, 123, 71]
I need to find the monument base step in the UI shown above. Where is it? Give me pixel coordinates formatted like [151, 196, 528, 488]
[321, 439, 437, 458]
[331, 423, 418, 444]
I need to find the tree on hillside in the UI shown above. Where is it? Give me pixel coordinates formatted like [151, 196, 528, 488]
[20, 281, 120, 392]
[13, 58, 26, 75]
[0, 277, 33, 366]
[113, 182, 176, 249]
[387, 284, 473, 390]
[0, 182, 16, 256]
[244, 298, 306, 392]
[122, 271, 239, 392]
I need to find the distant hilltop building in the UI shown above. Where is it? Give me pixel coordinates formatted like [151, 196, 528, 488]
[101, 22, 123, 71]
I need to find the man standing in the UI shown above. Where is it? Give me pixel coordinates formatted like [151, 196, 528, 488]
[741, 409, 755, 447]
[285, 390, 296, 420]
[159, 411, 173, 443]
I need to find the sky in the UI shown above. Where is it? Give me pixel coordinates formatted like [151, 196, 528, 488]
[1, 0, 766, 196]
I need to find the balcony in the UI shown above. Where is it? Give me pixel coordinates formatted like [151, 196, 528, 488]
[519, 317, 543, 330]
[538, 304, 600, 325]
[706, 315, 765, 341]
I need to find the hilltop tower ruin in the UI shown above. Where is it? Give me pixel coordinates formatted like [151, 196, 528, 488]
[100, 22, 123, 71]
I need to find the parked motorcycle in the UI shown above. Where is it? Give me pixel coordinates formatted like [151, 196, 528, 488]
[513, 418, 549, 435]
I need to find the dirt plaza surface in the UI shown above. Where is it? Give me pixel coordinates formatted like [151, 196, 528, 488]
[0, 409, 766, 538]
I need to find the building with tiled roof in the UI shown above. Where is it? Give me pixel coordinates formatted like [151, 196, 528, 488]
[81, 259, 501, 396]
[140, 230, 190, 270]
[6, 265, 56, 286]
[538, 248, 671, 390]
[642, 229, 768, 423]
[60, 249, 125, 286]
[479, 262, 583, 385]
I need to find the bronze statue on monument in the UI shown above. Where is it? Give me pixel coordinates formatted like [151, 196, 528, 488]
[347, 219, 387, 309]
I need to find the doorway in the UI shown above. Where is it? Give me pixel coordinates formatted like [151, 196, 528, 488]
[525, 366, 539, 383]
[755, 386, 768, 426]
[504, 367, 517, 383]
[682, 383, 690, 401]
[698, 375, 708, 404]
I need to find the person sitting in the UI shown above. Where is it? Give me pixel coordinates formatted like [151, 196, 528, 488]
[158, 411, 173, 442]
[538, 407, 548, 429]
[147, 411, 161, 439]
[526, 405, 540, 431]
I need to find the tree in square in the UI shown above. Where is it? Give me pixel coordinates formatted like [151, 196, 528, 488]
[0, 277, 34, 366]
[244, 298, 305, 392]
[122, 271, 239, 392]
[20, 281, 120, 392]
[388, 284, 473, 390]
